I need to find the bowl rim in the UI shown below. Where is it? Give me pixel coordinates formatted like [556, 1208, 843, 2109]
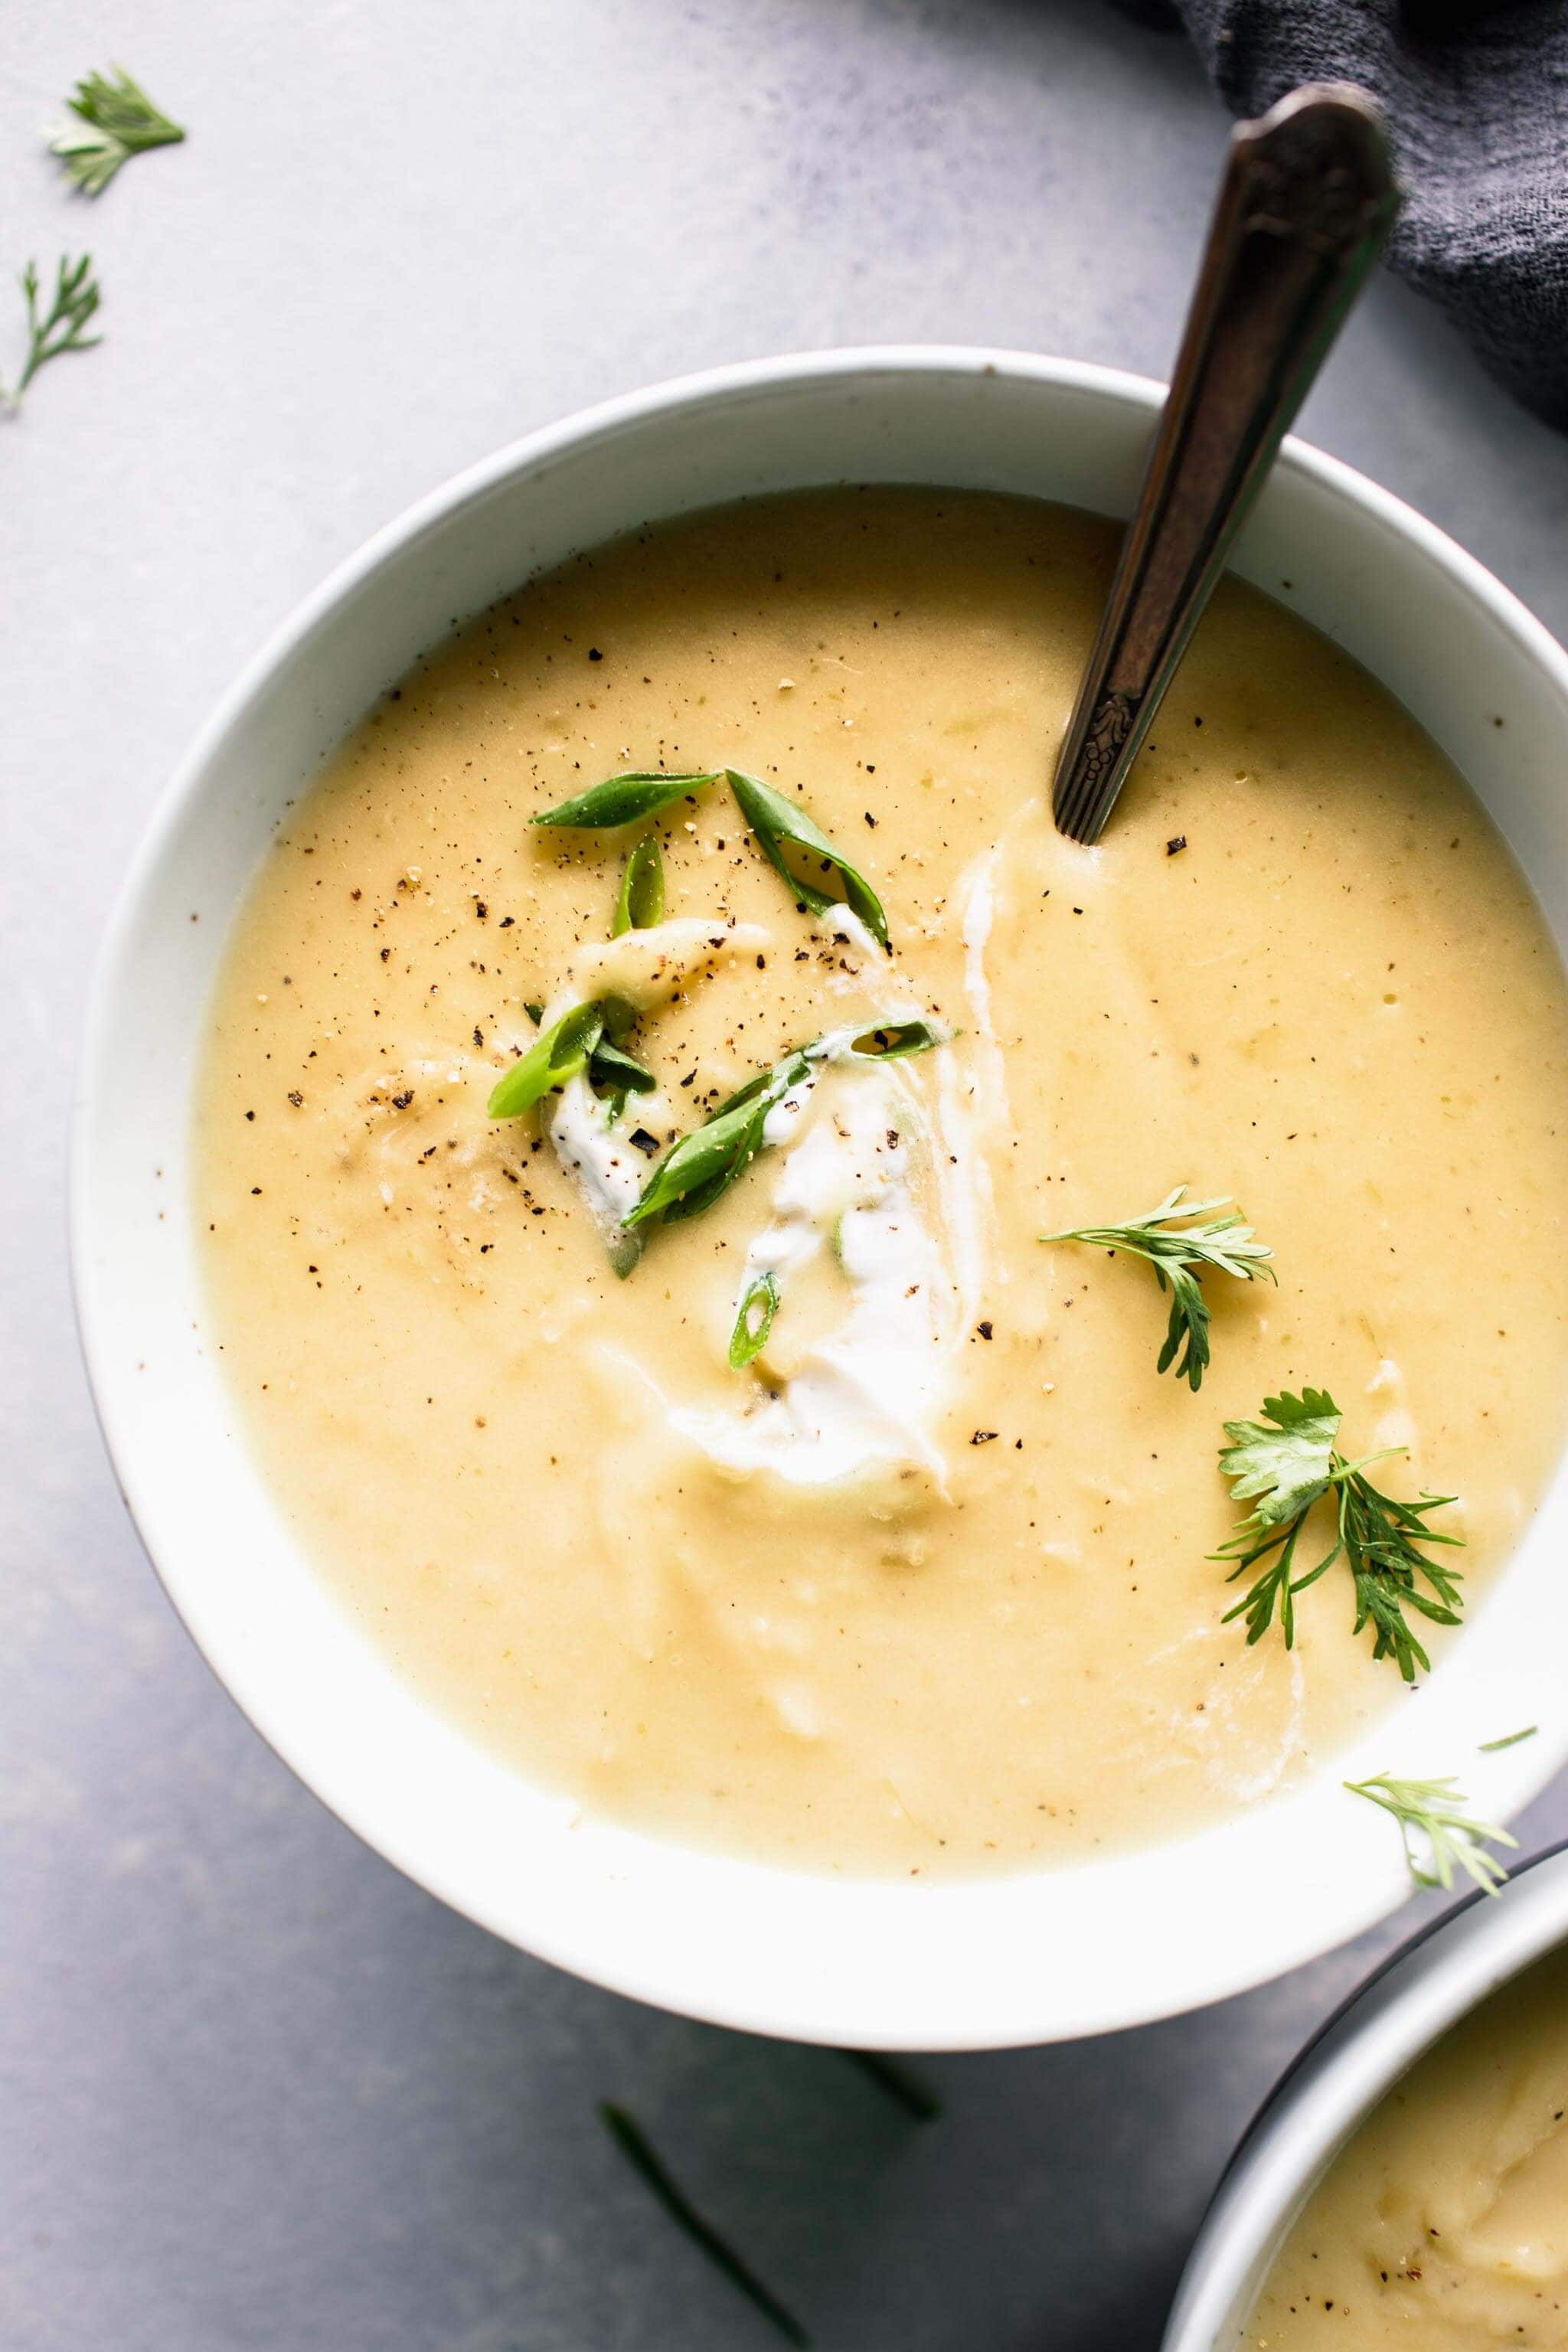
[70, 345, 1568, 2049]
[1161, 1837, 1568, 2349]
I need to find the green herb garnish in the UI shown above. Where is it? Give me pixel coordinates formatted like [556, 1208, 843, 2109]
[1041, 1186, 1273, 1391]
[1478, 1726, 1538, 1753]
[1216, 1388, 1464, 1679]
[626, 1020, 942, 1230]
[729, 1269, 780, 1369]
[533, 771, 717, 829]
[531, 764, 889, 944]
[2, 256, 102, 409]
[487, 1001, 603, 1119]
[727, 768, 887, 947]
[589, 1036, 656, 1099]
[1219, 1385, 1340, 1531]
[598, 2104, 809, 2347]
[1346, 1772, 1516, 1896]
[613, 833, 665, 934]
[47, 66, 185, 194]
[852, 1018, 946, 1059]
[626, 1044, 815, 1228]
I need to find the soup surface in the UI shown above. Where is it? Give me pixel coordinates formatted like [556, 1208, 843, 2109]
[195, 488, 1568, 1877]
[1246, 1942, 1568, 2348]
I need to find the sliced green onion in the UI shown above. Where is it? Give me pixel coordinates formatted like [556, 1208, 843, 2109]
[625, 1044, 815, 1228]
[532, 770, 718, 829]
[487, 1001, 603, 1119]
[612, 834, 665, 935]
[727, 768, 887, 947]
[590, 1037, 656, 1097]
[608, 1227, 644, 1282]
[848, 1018, 943, 1061]
[729, 1270, 780, 1369]
[625, 1018, 946, 1231]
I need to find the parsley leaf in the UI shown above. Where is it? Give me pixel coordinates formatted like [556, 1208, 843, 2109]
[1042, 1186, 1275, 1390]
[1216, 1388, 1465, 1677]
[1, 255, 102, 409]
[1218, 1387, 1340, 1527]
[47, 67, 185, 196]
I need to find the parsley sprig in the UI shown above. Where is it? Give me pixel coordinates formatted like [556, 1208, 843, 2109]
[1346, 1773, 1516, 1896]
[2, 255, 102, 410]
[1042, 1186, 1274, 1390]
[1217, 1388, 1464, 1679]
[47, 67, 185, 196]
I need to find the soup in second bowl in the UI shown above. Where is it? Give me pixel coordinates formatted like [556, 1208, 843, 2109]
[1246, 1941, 1568, 2348]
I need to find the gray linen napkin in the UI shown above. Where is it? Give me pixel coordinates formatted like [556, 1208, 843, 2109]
[1133, 0, 1568, 427]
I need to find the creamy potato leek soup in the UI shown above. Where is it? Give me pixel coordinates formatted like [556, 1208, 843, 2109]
[196, 488, 1568, 1878]
[1247, 1944, 1568, 2349]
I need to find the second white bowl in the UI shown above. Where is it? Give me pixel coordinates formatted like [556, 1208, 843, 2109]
[1163, 1841, 1568, 2350]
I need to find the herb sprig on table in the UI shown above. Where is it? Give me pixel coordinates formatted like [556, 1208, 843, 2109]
[598, 2105, 810, 2347]
[1, 255, 102, 410]
[1346, 1772, 1515, 1896]
[47, 65, 185, 194]
[7, 67, 188, 416]
[598, 2063, 935, 2342]
[1216, 1388, 1464, 1679]
[1042, 1186, 1273, 1390]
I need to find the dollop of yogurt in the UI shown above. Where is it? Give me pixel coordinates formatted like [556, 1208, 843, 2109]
[661, 1032, 978, 1489]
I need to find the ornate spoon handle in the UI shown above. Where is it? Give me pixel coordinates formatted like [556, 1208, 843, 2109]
[1052, 83, 1399, 845]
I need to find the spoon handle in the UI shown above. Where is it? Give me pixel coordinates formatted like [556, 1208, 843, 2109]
[1052, 83, 1399, 845]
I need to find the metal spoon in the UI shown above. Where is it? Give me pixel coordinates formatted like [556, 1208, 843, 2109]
[1052, 83, 1400, 845]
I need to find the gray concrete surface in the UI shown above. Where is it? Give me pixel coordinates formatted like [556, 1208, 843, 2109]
[6, 4, 1568, 2347]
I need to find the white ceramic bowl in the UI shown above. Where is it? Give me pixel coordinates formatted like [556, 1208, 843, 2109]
[1163, 1840, 1568, 2349]
[73, 349, 1568, 2050]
